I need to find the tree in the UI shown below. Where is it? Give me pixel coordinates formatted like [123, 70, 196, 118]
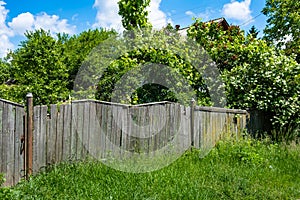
[187, 19, 300, 138]
[118, 0, 151, 30]
[247, 25, 259, 38]
[6, 29, 70, 105]
[262, 0, 300, 62]
[0, 59, 11, 84]
[62, 29, 116, 90]
[0, 28, 117, 106]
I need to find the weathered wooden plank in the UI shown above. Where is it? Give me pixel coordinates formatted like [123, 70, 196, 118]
[70, 103, 78, 160]
[14, 106, 24, 185]
[56, 105, 63, 163]
[120, 106, 129, 157]
[75, 102, 84, 160]
[62, 104, 71, 161]
[33, 105, 41, 172]
[40, 106, 47, 170]
[6, 104, 15, 186]
[0, 101, 3, 176]
[94, 103, 103, 159]
[1, 102, 9, 185]
[195, 106, 247, 114]
[112, 105, 123, 158]
[88, 102, 97, 159]
[82, 102, 90, 158]
[47, 104, 57, 164]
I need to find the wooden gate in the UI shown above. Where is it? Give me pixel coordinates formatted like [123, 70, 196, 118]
[0, 99, 25, 186]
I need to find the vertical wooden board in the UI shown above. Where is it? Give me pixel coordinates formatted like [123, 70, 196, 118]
[127, 107, 134, 153]
[62, 104, 71, 161]
[82, 102, 90, 158]
[14, 106, 24, 185]
[136, 106, 142, 153]
[211, 112, 216, 146]
[145, 106, 151, 154]
[113, 105, 123, 157]
[0, 101, 3, 175]
[161, 104, 168, 149]
[169, 103, 179, 148]
[75, 103, 84, 160]
[1, 102, 9, 184]
[198, 111, 203, 149]
[70, 103, 78, 160]
[138, 106, 149, 154]
[93, 103, 101, 159]
[199, 111, 204, 149]
[47, 105, 57, 164]
[5, 104, 15, 186]
[126, 107, 133, 157]
[108, 104, 116, 157]
[219, 113, 226, 139]
[100, 104, 108, 157]
[119, 106, 126, 156]
[56, 105, 63, 163]
[33, 106, 42, 173]
[157, 105, 164, 150]
[164, 104, 170, 149]
[88, 102, 97, 159]
[95, 103, 104, 159]
[150, 105, 157, 154]
[149, 105, 156, 156]
[152, 106, 159, 152]
[193, 111, 200, 148]
[203, 112, 209, 149]
[40, 106, 47, 170]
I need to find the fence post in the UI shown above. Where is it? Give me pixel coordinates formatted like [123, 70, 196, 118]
[26, 93, 33, 180]
[190, 99, 195, 147]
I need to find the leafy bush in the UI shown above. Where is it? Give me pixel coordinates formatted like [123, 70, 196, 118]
[188, 19, 300, 138]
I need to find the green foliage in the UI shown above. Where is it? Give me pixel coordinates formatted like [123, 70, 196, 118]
[187, 19, 300, 135]
[2, 137, 300, 199]
[118, 0, 151, 30]
[0, 173, 4, 186]
[262, 0, 300, 62]
[63, 29, 117, 90]
[247, 25, 259, 38]
[0, 28, 116, 106]
[77, 29, 215, 106]
[5, 29, 69, 105]
[0, 59, 11, 84]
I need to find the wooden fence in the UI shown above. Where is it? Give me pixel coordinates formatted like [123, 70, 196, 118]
[0, 99, 25, 186]
[0, 98, 248, 186]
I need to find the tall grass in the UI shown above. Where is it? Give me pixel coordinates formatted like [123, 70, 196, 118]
[1, 137, 300, 199]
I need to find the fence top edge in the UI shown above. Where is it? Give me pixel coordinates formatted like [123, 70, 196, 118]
[195, 106, 247, 114]
[0, 98, 24, 108]
[70, 99, 174, 107]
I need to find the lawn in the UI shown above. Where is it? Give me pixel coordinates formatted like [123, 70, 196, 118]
[1, 137, 300, 199]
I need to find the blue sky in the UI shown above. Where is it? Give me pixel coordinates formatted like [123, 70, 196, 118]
[0, 0, 267, 57]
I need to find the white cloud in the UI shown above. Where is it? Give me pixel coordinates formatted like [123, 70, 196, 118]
[0, 34, 13, 58]
[0, 1, 76, 57]
[148, 0, 172, 28]
[222, 0, 252, 21]
[0, 1, 14, 57]
[92, 0, 171, 30]
[34, 12, 76, 35]
[9, 12, 76, 36]
[185, 11, 194, 17]
[92, 0, 122, 30]
[8, 12, 35, 35]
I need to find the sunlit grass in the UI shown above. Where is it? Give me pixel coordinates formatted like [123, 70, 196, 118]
[1, 137, 300, 199]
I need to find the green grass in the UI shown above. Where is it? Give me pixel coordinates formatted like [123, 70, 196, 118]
[1, 137, 300, 199]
